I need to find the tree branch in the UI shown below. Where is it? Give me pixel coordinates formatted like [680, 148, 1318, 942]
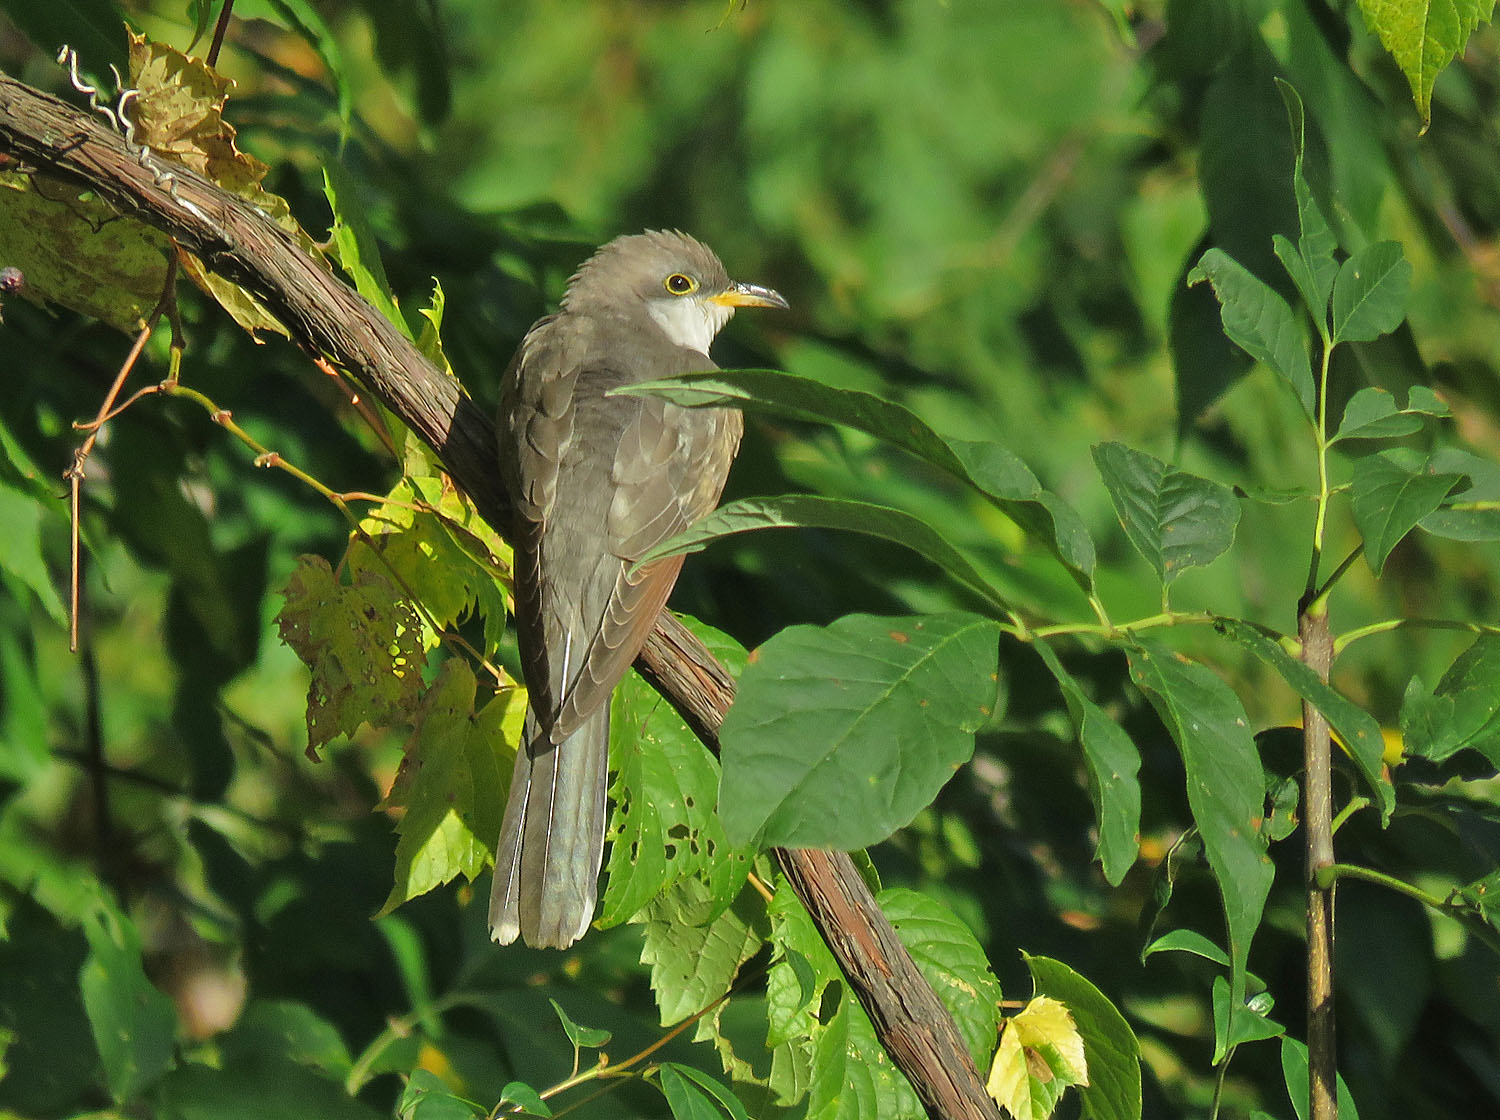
[0, 72, 1001, 1120]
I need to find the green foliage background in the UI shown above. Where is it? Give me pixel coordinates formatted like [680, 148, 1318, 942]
[2, 1, 1500, 1118]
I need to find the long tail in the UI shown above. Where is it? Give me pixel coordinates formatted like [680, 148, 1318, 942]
[488, 705, 609, 948]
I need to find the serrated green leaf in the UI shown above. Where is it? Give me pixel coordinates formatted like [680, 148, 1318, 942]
[1355, 0, 1496, 125]
[324, 163, 407, 335]
[1025, 955, 1142, 1120]
[1187, 248, 1315, 417]
[634, 493, 1010, 619]
[79, 896, 177, 1102]
[1213, 618, 1393, 819]
[602, 634, 751, 927]
[719, 612, 1002, 850]
[376, 662, 520, 914]
[1400, 634, 1500, 766]
[638, 880, 763, 1028]
[1127, 643, 1272, 1058]
[617, 369, 1095, 586]
[1091, 443, 1240, 586]
[1331, 241, 1411, 344]
[275, 548, 428, 753]
[1349, 451, 1464, 574]
[1033, 642, 1141, 885]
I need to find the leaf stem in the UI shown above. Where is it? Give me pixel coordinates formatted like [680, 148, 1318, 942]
[1304, 338, 1336, 597]
[1333, 617, 1500, 657]
[1311, 547, 1362, 610]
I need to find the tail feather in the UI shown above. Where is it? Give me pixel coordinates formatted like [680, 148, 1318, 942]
[489, 706, 609, 948]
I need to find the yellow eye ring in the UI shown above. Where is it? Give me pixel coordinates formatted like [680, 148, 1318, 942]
[664, 272, 698, 295]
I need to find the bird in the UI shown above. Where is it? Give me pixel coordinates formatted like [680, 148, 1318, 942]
[489, 230, 787, 948]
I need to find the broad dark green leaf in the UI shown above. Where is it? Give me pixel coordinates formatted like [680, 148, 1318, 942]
[1400, 634, 1500, 766]
[1331, 241, 1411, 344]
[79, 898, 177, 1102]
[1033, 641, 1141, 884]
[1187, 248, 1315, 417]
[1127, 642, 1272, 1054]
[617, 369, 1095, 585]
[719, 612, 1001, 849]
[1213, 618, 1392, 818]
[1026, 955, 1142, 1120]
[1091, 443, 1240, 586]
[1332, 386, 1448, 443]
[632, 493, 1010, 614]
[1349, 451, 1464, 574]
[660, 1063, 751, 1120]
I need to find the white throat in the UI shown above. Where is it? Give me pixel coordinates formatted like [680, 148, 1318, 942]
[647, 297, 734, 356]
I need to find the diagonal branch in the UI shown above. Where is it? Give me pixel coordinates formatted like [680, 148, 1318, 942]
[0, 71, 1001, 1120]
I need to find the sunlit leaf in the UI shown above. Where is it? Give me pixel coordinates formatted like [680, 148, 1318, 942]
[1026, 956, 1141, 1120]
[719, 612, 1001, 850]
[1355, 0, 1497, 125]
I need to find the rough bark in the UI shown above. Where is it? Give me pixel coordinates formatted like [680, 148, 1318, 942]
[0, 72, 1002, 1120]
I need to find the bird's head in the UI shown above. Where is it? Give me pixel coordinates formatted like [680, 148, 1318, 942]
[562, 230, 787, 356]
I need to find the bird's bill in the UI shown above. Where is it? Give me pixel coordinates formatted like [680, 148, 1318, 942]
[708, 281, 789, 310]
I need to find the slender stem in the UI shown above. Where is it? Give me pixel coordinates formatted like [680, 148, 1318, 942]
[1311, 547, 1362, 609]
[1028, 609, 1215, 641]
[207, 0, 236, 66]
[1334, 617, 1500, 657]
[1304, 340, 1336, 598]
[1315, 863, 1447, 908]
[1301, 602, 1337, 1120]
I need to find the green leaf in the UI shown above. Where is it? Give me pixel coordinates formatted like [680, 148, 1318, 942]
[1355, 0, 1497, 126]
[498, 1081, 551, 1117]
[659, 1064, 750, 1120]
[1280, 1036, 1363, 1120]
[1332, 386, 1448, 443]
[1419, 447, 1500, 541]
[602, 647, 752, 928]
[548, 999, 612, 1050]
[1127, 642, 1273, 1057]
[633, 493, 1010, 617]
[79, 895, 177, 1102]
[637, 880, 763, 1028]
[398, 1069, 484, 1120]
[1274, 81, 1340, 320]
[0, 479, 66, 624]
[1400, 634, 1500, 766]
[1213, 618, 1393, 819]
[1141, 929, 1231, 966]
[1212, 974, 1284, 1052]
[323, 163, 408, 336]
[376, 662, 520, 914]
[719, 612, 1002, 850]
[1091, 443, 1240, 586]
[1026, 955, 1142, 1120]
[659, 1064, 730, 1120]
[275, 547, 428, 754]
[1330, 241, 1412, 344]
[617, 369, 1095, 586]
[1187, 248, 1315, 417]
[1033, 641, 1141, 885]
[1349, 451, 1464, 574]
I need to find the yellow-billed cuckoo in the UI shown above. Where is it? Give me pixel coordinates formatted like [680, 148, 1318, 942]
[490, 231, 787, 948]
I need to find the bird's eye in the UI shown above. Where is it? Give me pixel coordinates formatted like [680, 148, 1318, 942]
[664, 272, 697, 295]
